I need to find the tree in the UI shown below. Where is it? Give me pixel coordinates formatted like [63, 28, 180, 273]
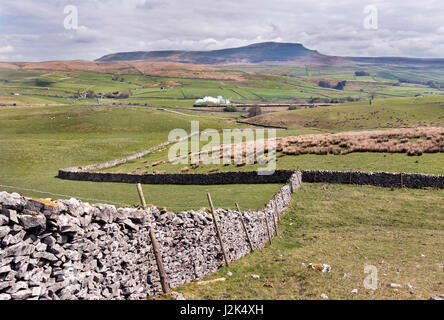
[86, 90, 96, 98]
[334, 81, 347, 90]
[427, 81, 440, 89]
[355, 71, 370, 76]
[318, 80, 331, 88]
[117, 92, 130, 99]
[223, 105, 238, 112]
[247, 106, 262, 118]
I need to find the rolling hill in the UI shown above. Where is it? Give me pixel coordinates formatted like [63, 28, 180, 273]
[96, 41, 444, 68]
[96, 42, 323, 64]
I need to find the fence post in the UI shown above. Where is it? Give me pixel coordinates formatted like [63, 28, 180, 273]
[264, 212, 272, 245]
[235, 203, 254, 253]
[274, 200, 280, 221]
[137, 183, 147, 208]
[136, 183, 170, 294]
[271, 207, 278, 237]
[296, 171, 303, 188]
[207, 193, 229, 266]
[280, 192, 286, 210]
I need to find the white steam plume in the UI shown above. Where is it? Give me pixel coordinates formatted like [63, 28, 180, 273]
[195, 96, 230, 105]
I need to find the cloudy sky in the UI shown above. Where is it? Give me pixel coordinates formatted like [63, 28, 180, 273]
[0, 0, 443, 61]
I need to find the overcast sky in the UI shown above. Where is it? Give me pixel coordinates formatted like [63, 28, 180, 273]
[0, 0, 443, 62]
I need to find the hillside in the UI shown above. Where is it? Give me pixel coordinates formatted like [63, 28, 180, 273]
[96, 42, 322, 64]
[0, 60, 244, 80]
[96, 41, 444, 69]
[246, 97, 444, 131]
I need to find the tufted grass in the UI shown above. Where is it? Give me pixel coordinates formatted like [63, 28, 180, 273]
[247, 97, 444, 131]
[170, 183, 444, 300]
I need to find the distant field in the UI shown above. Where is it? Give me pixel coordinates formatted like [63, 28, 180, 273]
[2, 62, 444, 107]
[99, 98, 444, 176]
[248, 97, 444, 130]
[2, 100, 442, 211]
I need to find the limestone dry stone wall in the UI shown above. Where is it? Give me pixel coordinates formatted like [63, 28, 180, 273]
[300, 170, 444, 189]
[58, 170, 295, 185]
[58, 168, 444, 189]
[61, 131, 200, 173]
[0, 172, 302, 300]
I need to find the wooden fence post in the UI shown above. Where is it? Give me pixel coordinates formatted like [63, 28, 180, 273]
[235, 203, 254, 253]
[264, 212, 272, 245]
[137, 183, 147, 208]
[136, 183, 170, 294]
[274, 200, 280, 222]
[271, 204, 278, 236]
[207, 193, 229, 266]
[280, 192, 286, 212]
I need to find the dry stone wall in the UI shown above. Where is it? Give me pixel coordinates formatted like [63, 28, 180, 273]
[300, 170, 444, 189]
[58, 170, 295, 185]
[0, 172, 302, 300]
[58, 168, 444, 189]
[61, 131, 200, 173]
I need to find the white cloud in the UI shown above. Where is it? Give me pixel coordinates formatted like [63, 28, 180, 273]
[0, 45, 14, 53]
[0, 0, 443, 61]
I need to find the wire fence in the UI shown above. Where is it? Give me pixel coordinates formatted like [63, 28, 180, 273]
[0, 183, 241, 210]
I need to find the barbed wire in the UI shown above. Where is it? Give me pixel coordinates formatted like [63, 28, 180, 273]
[0, 183, 242, 210]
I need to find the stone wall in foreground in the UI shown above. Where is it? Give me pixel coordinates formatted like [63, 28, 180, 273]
[0, 172, 302, 300]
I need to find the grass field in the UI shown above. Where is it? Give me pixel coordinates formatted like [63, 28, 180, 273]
[2, 64, 444, 107]
[0, 105, 284, 210]
[98, 97, 444, 176]
[0, 65, 443, 301]
[2, 97, 442, 206]
[248, 97, 444, 130]
[169, 184, 444, 300]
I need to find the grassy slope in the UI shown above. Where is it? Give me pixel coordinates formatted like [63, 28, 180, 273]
[1, 75, 443, 301]
[102, 97, 444, 176]
[120, 151, 444, 176]
[0, 105, 281, 210]
[2, 67, 443, 107]
[248, 97, 444, 130]
[172, 184, 444, 300]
